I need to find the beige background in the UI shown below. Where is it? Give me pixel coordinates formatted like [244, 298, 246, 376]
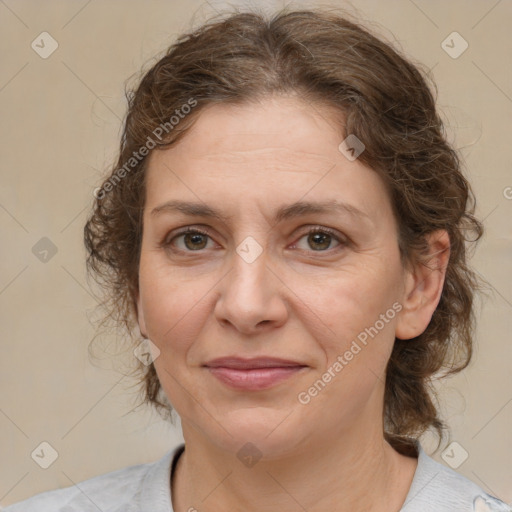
[1, 0, 511, 507]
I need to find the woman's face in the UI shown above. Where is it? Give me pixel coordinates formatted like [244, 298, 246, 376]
[137, 95, 415, 457]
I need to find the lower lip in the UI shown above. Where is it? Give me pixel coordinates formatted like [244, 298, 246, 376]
[206, 366, 306, 391]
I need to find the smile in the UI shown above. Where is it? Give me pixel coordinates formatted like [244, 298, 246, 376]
[206, 366, 307, 391]
[203, 357, 308, 391]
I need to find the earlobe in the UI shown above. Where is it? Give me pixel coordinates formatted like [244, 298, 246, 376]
[135, 292, 148, 339]
[395, 230, 450, 340]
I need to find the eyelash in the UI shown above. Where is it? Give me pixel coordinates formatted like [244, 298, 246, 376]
[161, 225, 348, 255]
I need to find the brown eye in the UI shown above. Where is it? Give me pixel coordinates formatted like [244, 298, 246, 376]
[292, 227, 346, 253]
[181, 232, 209, 250]
[307, 231, 333, 251]
[164, 228, 214, 252]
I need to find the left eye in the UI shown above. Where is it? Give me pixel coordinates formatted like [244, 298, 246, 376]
[293, 228, 344, 252]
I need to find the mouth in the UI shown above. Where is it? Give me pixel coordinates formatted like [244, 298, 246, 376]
[203, 357, 308, 391]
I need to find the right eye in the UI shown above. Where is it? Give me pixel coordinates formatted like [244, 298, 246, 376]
[162, 227, 217, 252]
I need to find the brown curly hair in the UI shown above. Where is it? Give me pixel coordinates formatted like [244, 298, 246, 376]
[84, 7, 485, 453]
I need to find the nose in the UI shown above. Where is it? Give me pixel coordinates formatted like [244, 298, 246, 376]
[213, 243, 289, 335]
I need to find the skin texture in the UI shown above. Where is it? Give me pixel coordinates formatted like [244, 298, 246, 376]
[136, 95, 450, 512]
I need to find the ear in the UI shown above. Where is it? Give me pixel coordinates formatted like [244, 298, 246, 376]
[135, 291, 148, 339]
[395, 229, 450, 340]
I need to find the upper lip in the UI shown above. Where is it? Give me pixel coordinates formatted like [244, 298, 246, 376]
[204, 357, 307, 369]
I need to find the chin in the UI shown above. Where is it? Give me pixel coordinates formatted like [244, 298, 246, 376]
[197, 407, 308, 460]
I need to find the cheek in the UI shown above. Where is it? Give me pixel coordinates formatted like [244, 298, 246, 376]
[293, 267, 402, 407]
[297, 269, 400, 417]
[138, 256, 210, 355]
[297, 263, 401, 344]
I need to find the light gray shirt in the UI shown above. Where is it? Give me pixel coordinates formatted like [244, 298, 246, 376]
[3, 442, 510, 511]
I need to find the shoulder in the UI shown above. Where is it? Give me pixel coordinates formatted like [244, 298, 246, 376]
[402, 442, 511, 512]
[2, 447, 178, 512]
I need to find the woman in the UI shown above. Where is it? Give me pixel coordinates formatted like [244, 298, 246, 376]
[5, 8, 510, 512]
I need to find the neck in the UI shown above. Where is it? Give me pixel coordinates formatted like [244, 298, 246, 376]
[171, 426, 418, 512]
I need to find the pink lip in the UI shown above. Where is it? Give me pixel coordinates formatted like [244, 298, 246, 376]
[204, 357, 307, 391]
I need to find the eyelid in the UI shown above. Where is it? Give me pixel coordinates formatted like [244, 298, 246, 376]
[290, 225, 348, 251]
[162, 225, 215, 247]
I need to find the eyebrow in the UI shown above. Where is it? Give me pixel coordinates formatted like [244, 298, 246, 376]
[150, 199, 371, 224]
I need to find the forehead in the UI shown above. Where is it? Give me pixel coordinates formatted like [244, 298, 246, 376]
[164, 95, 345, 162]
[144, 96, 394, 229]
